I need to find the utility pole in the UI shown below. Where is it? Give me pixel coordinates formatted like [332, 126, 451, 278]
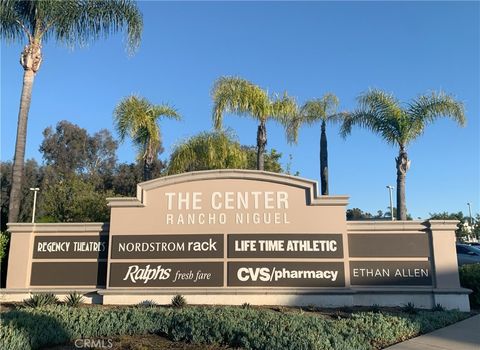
[467, 202, 473, 226]
[386, 186, 394, 221]
[29, 187, 40, 223]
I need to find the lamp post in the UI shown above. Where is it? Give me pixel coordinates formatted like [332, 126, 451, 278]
[467, 202, 473, 226]
[386, 185, 394, 221]
[29, 187, 40, 223]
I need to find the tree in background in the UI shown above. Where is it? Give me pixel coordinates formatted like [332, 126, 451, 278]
[114, 95, 181, 181]
[40, 120, 117, 188]
[0, 159, 43, 231]
[288, 93, 344, 195]
[39, 176, 111, 223]
[0, 0, 143, 223]
[167, 131, 247, 175]
[40, 120, 89, 176]
[212, 76, 297, 170]
[341, 89, 465, 220]
[112, 159, 165, 197]
[429, 211, 479, 240]
[37, 121, 123, 221]
[346, 208, 374, 220]
[167, 131, 285, 175]
[0, 121, 165, 226]
[346, 207, 412, 221]
[242, 147, 283, 173]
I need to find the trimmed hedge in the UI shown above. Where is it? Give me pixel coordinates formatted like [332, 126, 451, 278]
[459, 263, 480, 308]
[0, 305, 469, 350]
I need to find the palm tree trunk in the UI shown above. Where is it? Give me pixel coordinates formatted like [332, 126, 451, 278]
[8, 41, 42, 223]
[8, 73, 36, 223]
[256, 121, 267, 171]
[143, 158, 151, 181]
[320, 120, 329, 195]
[143, 139, 153, 181]
[395, 147, 409, 220]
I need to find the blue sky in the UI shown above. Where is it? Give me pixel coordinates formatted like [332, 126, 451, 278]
[1, 1, 479, 219]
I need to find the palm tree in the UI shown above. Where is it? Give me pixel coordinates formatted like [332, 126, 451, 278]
[1, 0, 143, 222]
[288, 93, 343, 195]
[211, 76, 297, 170]
[341, 89, 465, 220]
[114, 95, 181, 181]
[167, 131, 247, 175]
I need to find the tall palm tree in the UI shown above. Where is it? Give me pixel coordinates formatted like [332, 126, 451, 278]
[1, 0, 143, 222]
[114, 95, 181, 181]
[341, 89, 465, 220]
[212, 76, 297, 170]
[288, 93, 343, 195]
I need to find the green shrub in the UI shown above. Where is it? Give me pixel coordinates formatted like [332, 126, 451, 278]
[24, 293, 59, 308]
[0, 231, 11, 288]
[241, 302, 251, 309]
[0, 305, 469, 350]
[64, 292, 84, 307]
[459, 263, 480, 308]
[171, 295, 187, 308]
[0, 231, 10, 264]
[432, 304, 445, 312]
[402, 302, 417, 314]
[137, 300, 158, 307]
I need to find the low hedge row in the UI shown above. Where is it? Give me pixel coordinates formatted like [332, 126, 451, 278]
[0, 305, 468, 350]
[459, 263, 480, 308]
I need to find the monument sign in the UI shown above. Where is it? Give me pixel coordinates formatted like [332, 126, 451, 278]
[5, 170, 471, 311]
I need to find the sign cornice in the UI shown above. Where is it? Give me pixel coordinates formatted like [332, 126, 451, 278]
[106, 169, 349, 208]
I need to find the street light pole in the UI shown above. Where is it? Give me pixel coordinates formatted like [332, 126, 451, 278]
[386, 186, 394, 221]
[29, 188, 40, 223]
[467, 202, 473, 226]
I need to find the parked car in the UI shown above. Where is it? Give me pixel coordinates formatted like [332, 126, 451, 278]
[456, 244, 480, 266]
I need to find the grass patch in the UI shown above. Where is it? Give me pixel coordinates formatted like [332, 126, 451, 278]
[0, 305, 470, 350]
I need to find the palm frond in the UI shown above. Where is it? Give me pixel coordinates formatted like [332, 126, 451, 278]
[300, 93, 340, 125]
[299, 100, 327, 124]
[340, 90, 404, 146]
[287, 93, 341, 144]
[1, 0, 143, 53]
[0, 0, 27, 42]
[150, 104, 181, 121]
[270, 92, 298, 121]
[167, 131, 247, 175]
[340, 109, 400, 146]
[327, 111, 349, 124]
[211, 76, 270, 129]
[406, 91, 466, 143]
[358, 90, 403, 128]
[113, 95, 145, 142]
[113, 95, 180, 161]
[270, 92, 299, 144]
[285, 115, 302, 144]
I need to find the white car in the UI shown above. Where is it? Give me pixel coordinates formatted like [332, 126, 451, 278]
[456, 244, 480, 266]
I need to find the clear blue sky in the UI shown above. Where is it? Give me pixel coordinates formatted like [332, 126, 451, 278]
[1, 1, 479, 219]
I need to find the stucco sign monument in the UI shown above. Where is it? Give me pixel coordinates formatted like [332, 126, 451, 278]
[5, 170, 471, 310]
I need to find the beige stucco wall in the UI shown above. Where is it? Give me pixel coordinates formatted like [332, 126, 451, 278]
[6, 223, 108, 289]
[108, 170, 348, 235]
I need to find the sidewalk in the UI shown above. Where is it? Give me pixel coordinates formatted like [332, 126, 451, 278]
[385, 314, 480, 350]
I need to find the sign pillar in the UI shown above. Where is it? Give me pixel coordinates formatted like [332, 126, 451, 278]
[428, 220, 462, 289]
[6, 224, 34, 289]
